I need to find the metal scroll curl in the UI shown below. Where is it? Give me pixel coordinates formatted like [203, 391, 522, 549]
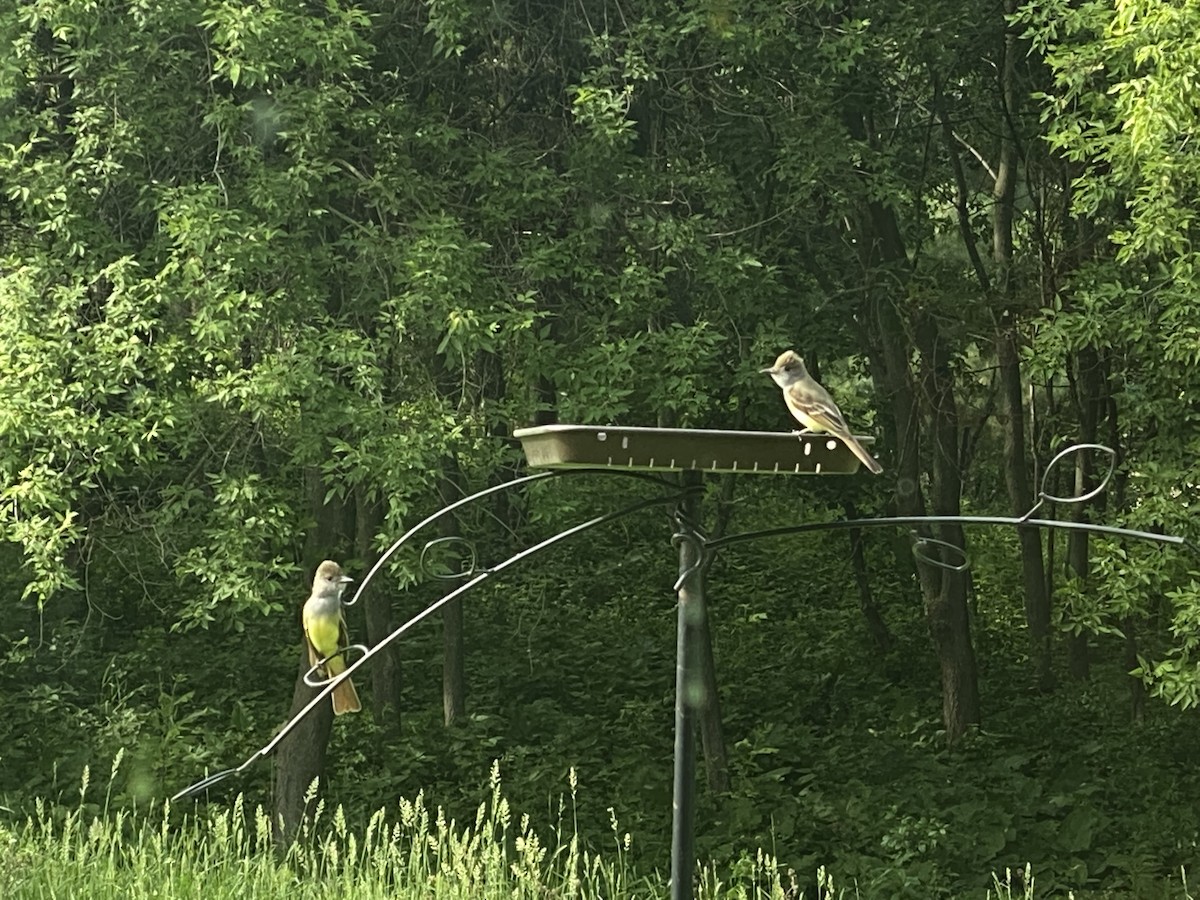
[1020, 443, 1117, 522]
[171, 470, 687, 802]
[707, 443, 1182, 563]
[911, 535, 970, 572]
[420, 535, 484, 580]
[908, 443, 1119, 572]
[302, 644, 370, 689]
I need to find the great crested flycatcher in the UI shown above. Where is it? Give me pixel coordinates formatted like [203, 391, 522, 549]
[302, 559, 362, 715]
[762, 349, 884, 475]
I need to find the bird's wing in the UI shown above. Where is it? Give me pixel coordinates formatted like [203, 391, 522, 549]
[790, 388, 851, 435]
[302, 614, 322, 668]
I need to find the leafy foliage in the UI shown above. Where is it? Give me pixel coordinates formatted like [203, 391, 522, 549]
[2, 0, 1200, 895]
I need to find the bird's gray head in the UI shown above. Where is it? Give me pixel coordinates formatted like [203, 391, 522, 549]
[314, 559, 354, 598]
[760, 350, 808, 388]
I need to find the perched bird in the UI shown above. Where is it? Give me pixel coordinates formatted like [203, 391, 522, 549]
[302, 559, 362, 714]
[761, 350, 884, 475]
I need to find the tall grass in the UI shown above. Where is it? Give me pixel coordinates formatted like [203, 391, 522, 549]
[2, 754, 793, 899]
[10, 753, 1184, 899]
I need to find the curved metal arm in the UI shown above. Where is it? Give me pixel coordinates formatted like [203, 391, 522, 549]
[706, 441, 1168, 570]
[170, 486, 690, 802]
[341, 467, 678, 607]
[707, 514, 1185, 552]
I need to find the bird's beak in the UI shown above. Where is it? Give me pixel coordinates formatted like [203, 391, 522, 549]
[759, 366, 776, 374]
[338, 575, 354, 584]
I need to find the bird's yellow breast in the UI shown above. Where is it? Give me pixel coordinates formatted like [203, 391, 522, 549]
[304, 610, 342, 657]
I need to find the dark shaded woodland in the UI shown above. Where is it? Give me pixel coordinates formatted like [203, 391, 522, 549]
[2, 0, 1200, 894]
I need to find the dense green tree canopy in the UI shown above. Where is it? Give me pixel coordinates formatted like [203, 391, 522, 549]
[3, 0, 1200, 894]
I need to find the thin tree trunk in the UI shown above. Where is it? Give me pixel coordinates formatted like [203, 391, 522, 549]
[1101, 378, 1144, 721]
[355, 487, 402, 723]
[276, 471, 348, 845]
[843, 500, 891, 653]
[443, 591, 466, 725]
[1042, 379, 1058, 603]
[915, 312, 982, 740]
[1065, 347, 1102, 679]
[1066, 508, 1091, 680]
[439, 459, 467, 725]
[846, 97, 979, 740]
[695, 590, 730, 793]
[999, 329, 1053, 690]
[303, 466, 347, 568]
[862, 201, 979, 740]
[988, 5, 1054, 690]
[939, 35, 1053, 692]
[273, 638, 334, 848]
[1123, 614, 1146, 723]
[859, 312, 918, 587]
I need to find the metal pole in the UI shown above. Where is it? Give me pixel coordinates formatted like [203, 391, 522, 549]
[670, 470, 705, 900]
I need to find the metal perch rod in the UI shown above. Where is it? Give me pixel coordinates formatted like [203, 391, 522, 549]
[707, 515, 1185, 552]
[171, 480, 689, 801]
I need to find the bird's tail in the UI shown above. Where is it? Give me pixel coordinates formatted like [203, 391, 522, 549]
[331, 676, 362, 715]
[843, 434, 884, 475]
[325, 653, 363, 715]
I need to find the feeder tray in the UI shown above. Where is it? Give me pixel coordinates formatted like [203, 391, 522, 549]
[513, 424, 874, 475]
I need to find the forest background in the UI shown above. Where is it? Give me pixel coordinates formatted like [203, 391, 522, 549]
[3, 0, 1200, 897]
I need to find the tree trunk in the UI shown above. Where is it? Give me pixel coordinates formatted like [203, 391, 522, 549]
[846, 98, 979, 740]
[439, 460, 467, 726]
[302, 466, 349, 569]
[998, 329, 1053, 690]
[1066, 504, 1091, 680]
[442, 594, 465, 725]
[1065, 347, 1102, 679]
[1123, 615, 1146, 724]
[1101, 377, 1144, 721]
[272, 644, 334, 848]
[481, 350, 524, 536]
[915, 312, 982, 740]
[988, 6, 1054, 690]
[355, 487, 403, 724]
[1041, 379, 1058, 604]
[275, 470, 348, 843]
[867, 255, 980, 741]
[870, 248, 980, 739]
[695, 588, 730, 793]
[843, 500, 891, 654]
